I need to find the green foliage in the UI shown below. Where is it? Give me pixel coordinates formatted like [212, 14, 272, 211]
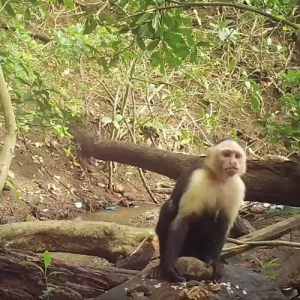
[256, 70, 300, 149]
[263, 258, 279, 281]
[0, 0, 299, 153]
[22, 250, 63, 299]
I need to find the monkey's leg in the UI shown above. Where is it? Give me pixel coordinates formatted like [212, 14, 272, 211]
[148, 200, 176, 280]
[162, 217, 189, 282]
[207, 234, 228, 279]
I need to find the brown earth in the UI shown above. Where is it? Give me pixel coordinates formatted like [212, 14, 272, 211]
[0, 127, 169, 224]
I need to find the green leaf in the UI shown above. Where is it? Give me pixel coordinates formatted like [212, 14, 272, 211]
[43, 250, 52, 269]
[97, 58, 109, 72]
[113, 120, 120, 129]
[138, 24, 149, 37]
[136, 37, 146, 51]
[83, 18, 98, 35]
[48, 271, 64, 277]
[98, 12, 117, 25]
[173, 45, 190, 59]
[136, 13, 151, 25]
[189, 47, 197, 63]
[15, 77, 30, 85]
[163, 12, 174, 29]
[119, 26, 130, 34]
[270, 136, 279, 143]
[114, 114, 123, 122]
[24, 8, 31, 21]
[147, 40, 160, 51]
[165, 53, 181, 68]
[150, 51, 163, 67]
[152, 14, 161, 32]
[164, 33, 186, 49]
[5, 3, 16, 17]
[196, 41, 211, 48]
[22, 261, 44, 273]
[228, 60, 236, 72]
[23, 92, 33, 101]
[251, 96, 261, 111]
[43, 286, 55, 295]
[63, 0, 75, 8]
[101, 116, 112, 125]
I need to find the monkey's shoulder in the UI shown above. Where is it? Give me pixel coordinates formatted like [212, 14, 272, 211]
[170, 165, 203, 205]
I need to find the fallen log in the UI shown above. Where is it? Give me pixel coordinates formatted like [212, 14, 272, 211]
[0, 244, 137, 300]
[0, 217, 298, 299]
[0, 220, 154, 263]
[223, 214, 300, 259]
[1, 215, 299, 261]
[69, 123, 300, 207]
[0, 244, 288, 300]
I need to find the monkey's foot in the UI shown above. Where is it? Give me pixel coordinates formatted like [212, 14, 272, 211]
[208, 260, 225, 280]
[148, 265, 186, 283]
[165, 266, 186, 283]
[147, 266, 162, 279]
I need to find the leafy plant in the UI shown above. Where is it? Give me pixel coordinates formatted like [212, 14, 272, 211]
[0, 0, 299, 157]
[22, 250, 63, 299]
[256, 70, 300, 149]
[263, 258, 279, 281]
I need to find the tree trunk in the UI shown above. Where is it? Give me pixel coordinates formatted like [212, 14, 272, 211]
[0, 244, 137, 300]
[0, 65, 17, 193]
[69, 124, 300, 207]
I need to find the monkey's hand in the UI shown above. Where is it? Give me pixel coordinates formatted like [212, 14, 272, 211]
[208, 260, 225, 280]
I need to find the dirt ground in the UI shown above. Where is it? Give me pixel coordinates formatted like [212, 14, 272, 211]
[0, 127, 169, 224]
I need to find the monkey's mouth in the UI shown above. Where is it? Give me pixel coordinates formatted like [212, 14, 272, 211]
[225, 167, 238, 175]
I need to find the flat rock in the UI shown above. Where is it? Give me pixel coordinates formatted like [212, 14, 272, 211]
[95, 262, 287, 300]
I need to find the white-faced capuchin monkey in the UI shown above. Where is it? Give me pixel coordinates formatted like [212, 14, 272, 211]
[149, 137, 247, 283]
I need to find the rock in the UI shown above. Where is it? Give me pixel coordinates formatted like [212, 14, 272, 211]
[95, 258, 287, 300]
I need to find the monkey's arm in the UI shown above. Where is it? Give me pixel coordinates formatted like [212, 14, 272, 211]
[206, 212, 230, 279]
[162, 216, 190, 282]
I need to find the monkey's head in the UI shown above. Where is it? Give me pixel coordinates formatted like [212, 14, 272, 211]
[205, 138, 247, 179]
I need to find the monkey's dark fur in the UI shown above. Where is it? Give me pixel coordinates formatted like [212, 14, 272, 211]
[150, 137, 245, 283]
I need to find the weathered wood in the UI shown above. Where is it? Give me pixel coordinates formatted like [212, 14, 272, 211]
[0, 244, 137, 300]
[0, 220, 154, 263]
[2, 215, 298, 263]
[222, 214, 300, 259]
[114, 236, 155, 270]
[0, 216, 297, 299]
[69, 123, 300, 207]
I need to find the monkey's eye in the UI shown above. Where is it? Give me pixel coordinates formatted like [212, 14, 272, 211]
[235, 153, 241, 159]
[222, 150, 231, 157]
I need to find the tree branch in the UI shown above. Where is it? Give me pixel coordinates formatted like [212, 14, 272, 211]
[0, 65, 17, 193]
[127, 1, 299, 30]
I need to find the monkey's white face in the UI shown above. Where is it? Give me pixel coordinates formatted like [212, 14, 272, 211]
[219, 148, 243, 177]
[205, 139, 247, 179]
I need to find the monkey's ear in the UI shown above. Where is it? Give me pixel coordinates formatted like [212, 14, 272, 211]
[204, 146, 216, 169]
[239, 156, 247, 176]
